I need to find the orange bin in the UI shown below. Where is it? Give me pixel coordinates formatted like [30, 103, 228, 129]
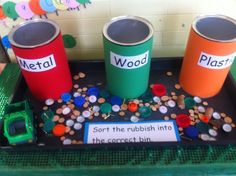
[180, 15, 236, 98]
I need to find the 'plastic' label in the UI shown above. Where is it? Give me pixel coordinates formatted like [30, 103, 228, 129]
[16, 54, 56, 72]
[198, 52, 235, 70]
[110, 51, 149, 69]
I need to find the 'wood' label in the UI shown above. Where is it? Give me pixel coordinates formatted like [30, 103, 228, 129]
[198, 52, 235, 69]
[110, 51, 149, 69]
[17, 54, 56, 72]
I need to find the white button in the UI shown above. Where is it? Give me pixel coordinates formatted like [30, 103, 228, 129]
[198, 106, 205, 113]
[62, 107, 71, 115]
[159, 106, 168, 114]
[66, 119, 74, 127]
[73, 92, 80, 97]
[193, 96, 202, 103]
[209, 137, 216, 141]
[63, 139, 72, 145]
[77, 116, 85, 123]
[213, 112, 221, 120]
[167, 100, 176, 108]
[200, 134, 210, 141]
[208, 129, 217, 137]
[45, 99, 54, 106]
[153, 96, 161, 103]
[74, 123, 82, 130]
[82, 110, 91, 118]
[92, 106, 100, 112]
[89, 95, 97, 103]
[222, 124, 232, 132]
[130, 115, 139, 123]
[112, 105, 120, 112]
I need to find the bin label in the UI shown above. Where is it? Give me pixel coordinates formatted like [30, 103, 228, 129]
[110, 51, 149, 69]
[198, 52, 235, 69]
[16, 54, 56, 72]
[84, 121, 180, 144]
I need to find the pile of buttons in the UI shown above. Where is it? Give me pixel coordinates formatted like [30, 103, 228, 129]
[38, 71, 235, 145]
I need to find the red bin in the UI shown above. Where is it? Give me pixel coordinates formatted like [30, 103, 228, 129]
[8, 19, 72, 100]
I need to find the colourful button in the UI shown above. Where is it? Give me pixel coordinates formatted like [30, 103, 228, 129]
[140, 91, 153, 102]
[99, 90, 110, 99]
[87, 87, 99, 97]
[184, 97, 196, 109]
[63, 34, 77, 48]
[200, 115, 210, 123]
[74, 96, 86, 107]
[222, 124, 232, 133]
[159, 105, 168, 114]
[61, 93, 71, 103]
[112, 105, 120, 112]
[138, 106, 152, 118]
[184, 126, 199, 139]
[110, 96, 122, 106]
[43, 120, 55, 133]
[89, 95, 97, 103]
[100, 103, 112, 114]
[52, 124, 66, 136]
[176, 114, 191, 128]
[152, 84, 166, 97]
[41, 109, 54, 122]
[128, 102, 138, 112]
[196, 122, 209, 133]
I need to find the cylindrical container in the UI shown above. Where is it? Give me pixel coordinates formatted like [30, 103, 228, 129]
[8, 19, 72, 100]
[103, 16, 154, 99]
[179, 15, 236, 98]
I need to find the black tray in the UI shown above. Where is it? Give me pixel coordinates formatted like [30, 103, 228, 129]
[1, 58, 236, 151]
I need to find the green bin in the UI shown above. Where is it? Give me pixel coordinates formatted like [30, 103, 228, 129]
[103, 16, 154, 99]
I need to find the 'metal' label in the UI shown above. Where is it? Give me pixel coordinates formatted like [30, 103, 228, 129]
[197, 52, 235, 69]
[17, 54, 56, 72]
[110, 51, 149, 69]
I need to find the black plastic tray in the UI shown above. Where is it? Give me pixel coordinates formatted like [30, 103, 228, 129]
[1, 57, 236, 151]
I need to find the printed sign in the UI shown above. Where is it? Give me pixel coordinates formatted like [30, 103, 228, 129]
[16, 54, 56, 72]
[84, 121, 180, 144]
[198, 52, 235, 69]
[110, 51, 149, 69]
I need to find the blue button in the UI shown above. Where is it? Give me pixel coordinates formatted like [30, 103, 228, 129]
[61, 93, 71, 103]
[184, 126, 199, 139]
[74, 96, 86, 107]
[87, 87, 99, 97]
[110, 96, 122, 106]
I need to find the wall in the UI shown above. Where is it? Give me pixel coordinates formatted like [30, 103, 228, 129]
[1, 0, 236, 61]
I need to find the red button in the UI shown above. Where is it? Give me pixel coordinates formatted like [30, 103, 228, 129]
[176, 114, 191, 128]
[152, 84, 167, 97]
[200, 115, 210, 123]
[53, 124, 66, 137]
[128, 101, 138, 112]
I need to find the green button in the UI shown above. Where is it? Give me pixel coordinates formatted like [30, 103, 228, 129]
[43, 120, 55, 133]
[185, 97, 196, 109]
[100, 103, 112, 114]
[196, 122, 209, 133]
[63, 34, 77, 48]
[138, 106, 152, 118]
[99, 90, 110, 99]
[41, 109, 54, 122]
[140, 91, 153, 103]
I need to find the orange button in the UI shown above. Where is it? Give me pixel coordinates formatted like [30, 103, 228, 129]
[128, 101, 138, 112]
